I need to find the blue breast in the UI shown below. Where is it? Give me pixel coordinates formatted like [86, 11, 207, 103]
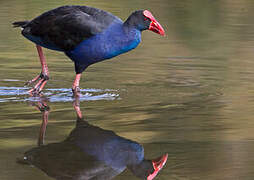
[66, 23, 141, 66]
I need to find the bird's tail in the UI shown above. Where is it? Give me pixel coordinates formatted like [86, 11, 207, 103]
[12, 21, 29, 28]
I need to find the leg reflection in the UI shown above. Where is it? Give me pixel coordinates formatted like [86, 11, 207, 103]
[30, 98, 50, 146]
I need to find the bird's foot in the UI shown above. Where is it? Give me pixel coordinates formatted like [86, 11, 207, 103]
[27, 73, 49, 95]
[25, 72, 49, 86]
[72, 86, 81, 97]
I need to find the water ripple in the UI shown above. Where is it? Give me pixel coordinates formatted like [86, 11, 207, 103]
[0, 87, 120, 102]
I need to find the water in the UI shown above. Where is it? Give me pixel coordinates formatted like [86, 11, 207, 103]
[1, 0, 254, 179]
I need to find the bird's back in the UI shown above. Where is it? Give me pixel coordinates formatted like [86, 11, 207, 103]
[17, 5, 122, 51]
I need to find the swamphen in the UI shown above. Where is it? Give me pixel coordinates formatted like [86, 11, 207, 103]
[13, 5, 165, 95]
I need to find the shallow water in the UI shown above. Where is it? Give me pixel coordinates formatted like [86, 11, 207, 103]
[1, 0, 254, 179]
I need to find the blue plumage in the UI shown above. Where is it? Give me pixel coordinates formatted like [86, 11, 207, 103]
[65, 22, 141, 72]
[23, 33, 63, 51]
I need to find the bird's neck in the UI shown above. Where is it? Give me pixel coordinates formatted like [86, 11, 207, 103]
[101, 23, 141, 59]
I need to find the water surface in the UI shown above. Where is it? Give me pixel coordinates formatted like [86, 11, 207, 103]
[1, 0, 254, 180]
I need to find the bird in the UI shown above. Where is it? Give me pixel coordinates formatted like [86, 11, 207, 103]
[13, 5, 165, 95]
[17, 98, 168, 180]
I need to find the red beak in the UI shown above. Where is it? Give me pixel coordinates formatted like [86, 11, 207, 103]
[143, 10, 165, 36]
[147, 153, 168, 180]
[149, 20, 165, 36]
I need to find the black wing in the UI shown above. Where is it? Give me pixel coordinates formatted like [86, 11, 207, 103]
[21, 5, 122, 51]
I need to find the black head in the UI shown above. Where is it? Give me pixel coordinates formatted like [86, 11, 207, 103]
[124, 10, 165, 36]
[124, 10, 151, 31]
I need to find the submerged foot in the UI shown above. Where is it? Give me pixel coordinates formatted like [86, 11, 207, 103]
[72, 86, 81, 97]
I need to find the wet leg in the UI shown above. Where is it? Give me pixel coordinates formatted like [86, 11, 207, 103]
[72, 73, 81, 97]
[27, 45, 49, 94]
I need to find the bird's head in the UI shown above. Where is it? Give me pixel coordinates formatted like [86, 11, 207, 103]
[125, 10, 165, 36]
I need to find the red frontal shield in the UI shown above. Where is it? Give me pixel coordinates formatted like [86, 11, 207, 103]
[143, 10, 165, 36]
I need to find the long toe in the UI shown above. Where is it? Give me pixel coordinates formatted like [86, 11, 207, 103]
[25, 74, 41, 86]
[27, 72, 49, 95]
[25, 72, 49, 86]
[28, 79, 48, 95]
[28, 87, 42, 96]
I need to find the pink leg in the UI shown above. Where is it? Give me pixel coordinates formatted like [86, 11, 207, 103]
[72, 73, 81, 96]
[27, 45, 49, 95]
[73, 95, 83, 119]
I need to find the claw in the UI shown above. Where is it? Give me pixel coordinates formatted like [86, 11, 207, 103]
[27, 73, 49, 95]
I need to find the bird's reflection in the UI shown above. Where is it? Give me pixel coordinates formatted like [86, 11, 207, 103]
[19, 97, 167, 180]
